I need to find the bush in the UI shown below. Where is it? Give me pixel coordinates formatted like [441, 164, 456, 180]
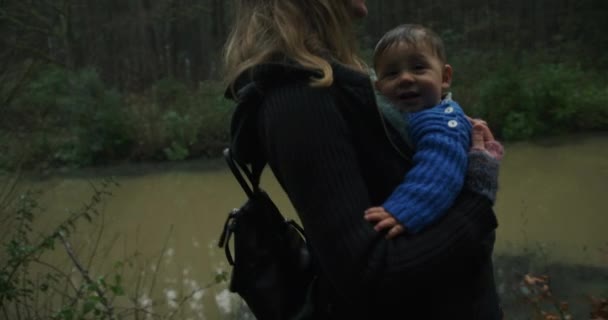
[455, 52, 608, 141]
[7, 66, 135, 167]
[154, 77, 190, 109]
[190, 81, 233, 157]
[0, 177, 232, 319]
[162, 110, 196, 161]
[129, 78, 232, 161]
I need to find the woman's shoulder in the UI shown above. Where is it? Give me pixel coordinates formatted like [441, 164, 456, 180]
[228, 61, 378, 138]
[228, 60, 372, 98]
[229, 62, 316, 95]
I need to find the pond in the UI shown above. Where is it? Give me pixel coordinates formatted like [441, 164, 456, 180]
[7, 133, 608, 319]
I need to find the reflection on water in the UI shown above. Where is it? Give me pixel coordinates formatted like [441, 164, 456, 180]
[5, 133, 608, 318]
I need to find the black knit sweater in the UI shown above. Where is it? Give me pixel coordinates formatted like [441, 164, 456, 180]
[229, 62, 501, 319]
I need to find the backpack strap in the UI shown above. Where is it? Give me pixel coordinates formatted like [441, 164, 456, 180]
[223, 148, 255, 197]
[219, 80, 266, 250]
[218, 147, 264, 255]
[228, 82, 266, 191]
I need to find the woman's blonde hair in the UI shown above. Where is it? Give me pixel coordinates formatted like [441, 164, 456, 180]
[223, 0, 365, 89]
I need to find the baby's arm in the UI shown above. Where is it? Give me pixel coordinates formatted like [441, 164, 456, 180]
[381, 101, 471, 234]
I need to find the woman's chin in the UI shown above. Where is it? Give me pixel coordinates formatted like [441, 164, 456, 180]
[355, 7, 368, 18]
[351, 2, 368, 18]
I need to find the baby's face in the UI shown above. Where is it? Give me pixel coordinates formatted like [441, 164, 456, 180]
[374, 42, 452, 112]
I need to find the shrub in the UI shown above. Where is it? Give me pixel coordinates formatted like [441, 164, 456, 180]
[154, 77, 189, 110]
[190, 81, 233, 157]
[460, 53, 608, 141]
[0, 177, 232, 319]
[7, 66, 135, 167]
[130, 78, 232, 161]
[162, 110, 196, 161]
[57, 68, 135, 165]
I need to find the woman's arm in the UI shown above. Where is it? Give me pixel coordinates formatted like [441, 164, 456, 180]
[259, 83, 497, 300]
[259, 84, 374, 296]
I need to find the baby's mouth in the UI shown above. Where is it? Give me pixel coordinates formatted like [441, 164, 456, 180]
[398, 92, 420, 101]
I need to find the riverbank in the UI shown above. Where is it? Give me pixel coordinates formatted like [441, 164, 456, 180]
[6, 131, 607, 182]
[2, 54, 607, 172]
[495, 253, 608, 319]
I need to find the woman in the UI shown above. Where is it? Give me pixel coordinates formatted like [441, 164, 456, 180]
[224, 0, 502, 319]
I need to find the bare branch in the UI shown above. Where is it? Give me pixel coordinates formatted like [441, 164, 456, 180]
[0, 59, 40, 110]
[58, 232, 117, 320]
[0, 7, 54, 37]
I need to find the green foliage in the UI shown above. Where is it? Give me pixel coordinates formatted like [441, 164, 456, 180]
[0, 67, 232, 168]
[0, 178, 118, 318]
[453, 51, 608, 141]
[4, 52, 604, 169]
[154, 78, 190, 109]
[132, 78, 232, 161]
[0, 176, 233, 319]
[190, 81, 234, 157]
[162, 111, 195, 161]
[164, 139, 190, 161]
[56, 68, 134, 165]
[6, 66, 135, 167]
[502, 112, 537, 141]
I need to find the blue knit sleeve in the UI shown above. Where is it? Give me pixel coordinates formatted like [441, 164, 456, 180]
[382, 100, 471, 234]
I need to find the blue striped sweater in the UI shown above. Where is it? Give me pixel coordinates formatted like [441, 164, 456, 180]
[382, 96, 472, 234]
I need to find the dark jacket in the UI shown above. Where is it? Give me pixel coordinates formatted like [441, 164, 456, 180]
[229, 61, 501, 319]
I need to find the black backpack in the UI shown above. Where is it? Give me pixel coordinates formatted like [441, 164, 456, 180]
[218, 86, 315, 319]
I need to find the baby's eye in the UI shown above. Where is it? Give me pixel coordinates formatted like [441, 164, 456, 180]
[383, 70, 399, 78]
[413, 63, 426, 70]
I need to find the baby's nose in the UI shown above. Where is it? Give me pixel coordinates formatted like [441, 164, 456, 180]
[397, 72, 414, 84]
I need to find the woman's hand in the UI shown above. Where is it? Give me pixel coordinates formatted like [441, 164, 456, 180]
[468, 118, 504, 161]
[465, 117, 504, 204]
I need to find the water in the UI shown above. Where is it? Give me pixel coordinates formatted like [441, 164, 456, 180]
[4, 133, 607, 319]
[494, 134, 608, 266]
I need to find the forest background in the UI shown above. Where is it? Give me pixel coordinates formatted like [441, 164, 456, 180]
[1, 1, 608, 319]
[1, 0, 607, 169]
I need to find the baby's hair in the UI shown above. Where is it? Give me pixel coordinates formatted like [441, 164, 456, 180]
[373, 24, 447, 68]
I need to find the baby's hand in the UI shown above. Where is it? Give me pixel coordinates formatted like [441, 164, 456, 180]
[364, 207, 406, 239]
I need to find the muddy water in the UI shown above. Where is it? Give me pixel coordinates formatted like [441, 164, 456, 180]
[493, 134, 608, 266]
[8, 133, 608, 318]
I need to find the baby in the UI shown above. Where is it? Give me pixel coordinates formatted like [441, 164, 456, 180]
[365, 24, 502, 238]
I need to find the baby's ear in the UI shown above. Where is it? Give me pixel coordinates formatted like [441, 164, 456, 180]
[442, 64, 453, 89]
